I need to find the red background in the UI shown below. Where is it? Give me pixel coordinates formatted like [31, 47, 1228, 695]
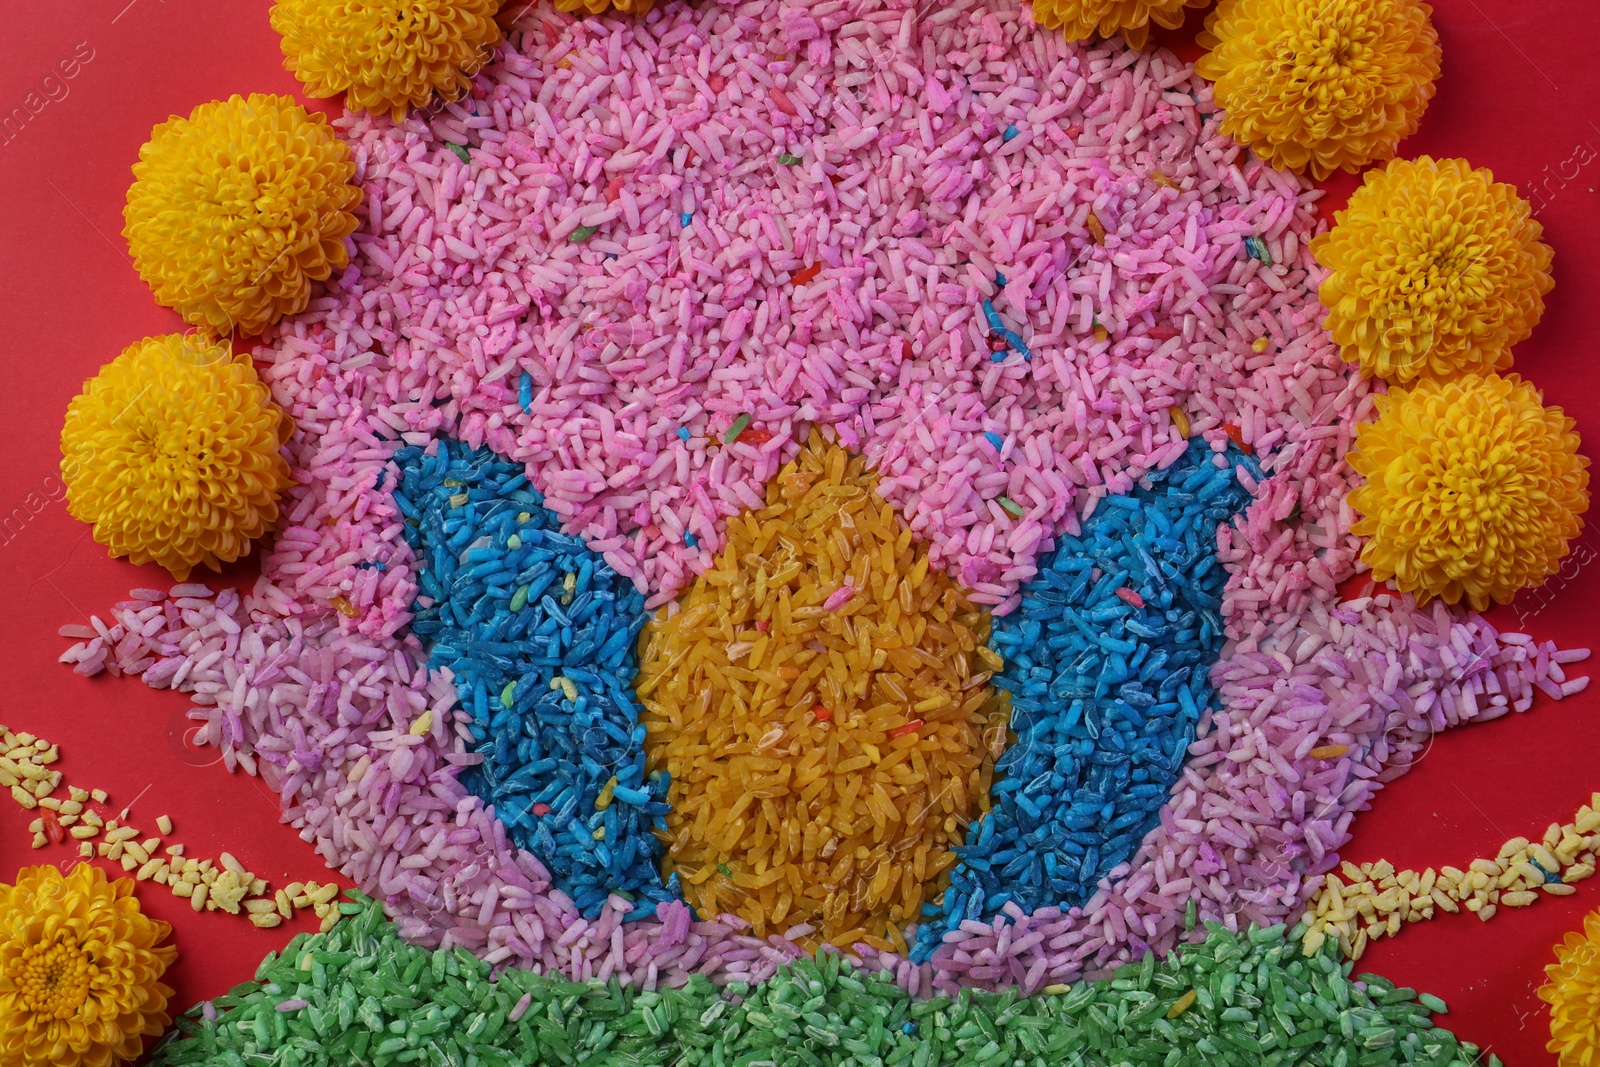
[1, 1, 1598, 1062]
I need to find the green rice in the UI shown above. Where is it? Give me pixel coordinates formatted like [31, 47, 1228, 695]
[149, 893, 1495, 1067]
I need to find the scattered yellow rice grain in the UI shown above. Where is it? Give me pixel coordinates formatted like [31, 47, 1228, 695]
[637, 435, 1008, 949]
[156, 814, 173, 834]
[1167, 990, 1198, 1018]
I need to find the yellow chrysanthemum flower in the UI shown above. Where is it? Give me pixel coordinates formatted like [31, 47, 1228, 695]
[272, 0, 503, 121]
[1314, 156, 1554, 384]
[0, 864, 176, 1067]
[1196, 0, 1442, 179]
[1349, 373, 1590, 611]
[60, 334, 294, 581]
[123, 94, 362, 337]
[1542, 907, 1600, 1067]
[1029, 0, 1207, 49]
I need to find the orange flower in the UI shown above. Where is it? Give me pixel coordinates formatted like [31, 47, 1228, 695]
[1543, 907, 1600, 1067]
[1314, 156, 1554, 384]
[124, 94, 361, 337]
[1197, 0, 1441, 179]
[60, 335, 294, 580]
[548, 0, 658, 17]
[273, 0, 503, 120]
[1349, 373, 1590, 610]
[0, 865, 176, 1067]
[1028, 0, 1208, 47]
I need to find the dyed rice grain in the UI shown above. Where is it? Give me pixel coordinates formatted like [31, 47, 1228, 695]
[637, 435, 1009, 951]
[395, 438, 672, 916]
[150, 893, 1491, 1067]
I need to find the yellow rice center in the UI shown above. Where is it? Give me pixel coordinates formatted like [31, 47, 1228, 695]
[636, 435, 1008, 953]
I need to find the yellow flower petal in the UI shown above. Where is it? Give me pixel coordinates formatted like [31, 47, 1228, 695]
[1027, 0, 1207, 48]
[549, 0, 659, 18]
[272, 0, 504, 121]
[1196, 0, 1441, 179]
[1313, 156, 1554, 384]
[1542, 907, 1600, 1067]
[0, 865, 175, 1067]
[123, 94, 362, 337]
[60, 334, 294, 581]
[1348, 373, 1590, 611]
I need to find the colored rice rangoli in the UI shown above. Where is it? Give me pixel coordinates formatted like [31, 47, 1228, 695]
[62, 0, 1589, 1016]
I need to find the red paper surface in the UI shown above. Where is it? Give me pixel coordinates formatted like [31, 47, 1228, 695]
[0, 2, 1597, 1063]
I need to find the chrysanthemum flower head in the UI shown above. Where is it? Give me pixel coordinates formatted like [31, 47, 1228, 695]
[1028, 0, 1207, 48]
[1197, 0, 1442, 179]
[60, 334, 294, 581]
[123, 94, 361, 337]
[0, 864, 176, 1067]
[1314, 156, 1554, 384]
[272, 0, 504, 121]
[1542, 907, 1600, 1067]
[1349, 373, 1589, 611]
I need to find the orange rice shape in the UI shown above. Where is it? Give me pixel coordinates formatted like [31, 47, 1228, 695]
[637, 435, 1008, 952]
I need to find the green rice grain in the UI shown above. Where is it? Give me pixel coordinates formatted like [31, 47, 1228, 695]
[147, 895, 1491, 1067]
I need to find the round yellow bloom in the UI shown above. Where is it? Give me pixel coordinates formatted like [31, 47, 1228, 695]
[1542, 907, 1600, 1067]
[124, 94, 362, 337]
[1314, 156, 1554, 384]
[1349, 373, 1590, 611]
[1029, 0, 1207, 49]
[0, 864, 176, 1067]
[60, 334, 294, 581]
[272, 0, 503, 121]
[1196, 0, 1442, 179]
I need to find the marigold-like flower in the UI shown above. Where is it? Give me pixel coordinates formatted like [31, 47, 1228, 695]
[272, 0, 503, 121]
[1197, 0, 1442, 179]
[123, 94, 361, 337]
[1314, 156, 1554, 384]
[60, 335, 294, 581]
[0, 864, 176, 1067]
[549, 0, 657, 17]
[1027, 0, 1207, 47]
[1542, 907, 1600, 1067]
[1349, 373, 1590, 611]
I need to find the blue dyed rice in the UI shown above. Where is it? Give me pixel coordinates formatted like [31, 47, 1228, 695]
[395, 439, 677, 916]
[913, 441, 1255, 959]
